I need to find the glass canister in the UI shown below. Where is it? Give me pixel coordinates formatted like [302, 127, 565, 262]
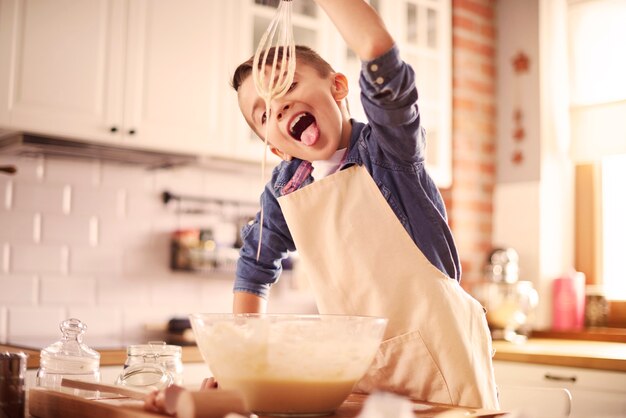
[116, 341, 183, 390]
[36, 318, 101, 391]
[0, 352, 28, 418]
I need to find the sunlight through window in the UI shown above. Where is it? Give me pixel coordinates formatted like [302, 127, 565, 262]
[602, 154, 626, 300]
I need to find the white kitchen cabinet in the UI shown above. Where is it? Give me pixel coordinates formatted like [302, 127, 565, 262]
[224, 0, 452, 185]
[221, 0, 333, 164]
[0, 0, 222, 155]
[330, 0, 452, 187]
[0, 0, 453, 178]
[494, 360, 626, 418]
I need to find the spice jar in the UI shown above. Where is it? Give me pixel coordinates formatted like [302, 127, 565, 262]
[585, 285, 609, 327]
[116, 341, 183, 390]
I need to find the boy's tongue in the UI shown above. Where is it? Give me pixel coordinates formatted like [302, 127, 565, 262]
[300, 122, 319, 146]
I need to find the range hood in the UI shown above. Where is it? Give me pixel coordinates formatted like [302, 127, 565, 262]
[0, 130, 198, 169]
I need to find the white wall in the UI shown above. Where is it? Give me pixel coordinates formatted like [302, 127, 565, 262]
[0, 155, 316, 345]
[494, 0, 574, 330]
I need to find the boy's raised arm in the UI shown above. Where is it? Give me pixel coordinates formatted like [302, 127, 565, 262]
[313, 0, 394, 61]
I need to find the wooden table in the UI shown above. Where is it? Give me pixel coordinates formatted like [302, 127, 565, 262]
[27, 389, 505, 418]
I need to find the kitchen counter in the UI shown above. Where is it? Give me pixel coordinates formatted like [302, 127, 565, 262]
[492, 338, 626, 372]
[0, 343, 205, 369]
[4, 338, 625, 372]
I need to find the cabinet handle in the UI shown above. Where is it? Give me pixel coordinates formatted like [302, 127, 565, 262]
[544, 373, 577, 383]
[128, 129, 136, 135]
[110, 126, 118, 133]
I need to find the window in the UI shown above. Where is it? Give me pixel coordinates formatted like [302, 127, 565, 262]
[569, 0, 626, 310]
[600, 155, 626, 300]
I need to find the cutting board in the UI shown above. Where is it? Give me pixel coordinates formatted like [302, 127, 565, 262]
[28, 388, 506, 418]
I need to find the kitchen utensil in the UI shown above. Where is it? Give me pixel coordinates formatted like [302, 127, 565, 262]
[0, 165, 17, 175]
[0, 352, 27, 418]
[189, 313, 387, 416]
[252, 0, 296, 261]
[61, 378, 150, 400]
[36, 318, 101, 391]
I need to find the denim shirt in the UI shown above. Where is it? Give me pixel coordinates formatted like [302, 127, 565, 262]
[234, 45, 461, 299]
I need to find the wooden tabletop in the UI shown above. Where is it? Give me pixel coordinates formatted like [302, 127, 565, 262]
[27, 388, 505, 418]
[492, 338, 626, 372]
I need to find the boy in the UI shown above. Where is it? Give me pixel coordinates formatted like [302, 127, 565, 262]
[231, 0, 498, 409]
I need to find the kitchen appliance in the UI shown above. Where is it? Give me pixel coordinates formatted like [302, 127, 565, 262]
[0, 130, 196, 168]
[474, 248, 538, 343]
[189, 313, 387, 416]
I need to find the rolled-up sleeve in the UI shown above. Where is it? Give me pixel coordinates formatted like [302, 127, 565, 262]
[234, 175, 295, 299]
[359, 45, 425, 163]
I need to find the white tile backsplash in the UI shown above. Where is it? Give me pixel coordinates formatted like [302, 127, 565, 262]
[97, 279, 150, 306]
[70, 185, 125, 218]
[8, 306, 66, 339]
[0, 177, 11, 211]
[69, 247, 123, 275]
[43, 158, 100, 186]
[66, 306, 122, 338]
[0, 211, 37, 243]
[40, 213, 93, 245]
[0, 275, 37, 305]
[12, 181, 66, 214]
[10, 244, 67, 274]
[40, 276, 96, 305]
[0, 155, 44, 182]
[101, 164, 154, 190]
[0, 156, 313, 343]
[0, 307, 6, 343]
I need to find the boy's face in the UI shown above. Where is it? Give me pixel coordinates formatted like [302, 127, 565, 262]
[237, 62, 350, 162]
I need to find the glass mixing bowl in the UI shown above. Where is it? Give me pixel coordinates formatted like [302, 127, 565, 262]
[189, 313, 387, 417]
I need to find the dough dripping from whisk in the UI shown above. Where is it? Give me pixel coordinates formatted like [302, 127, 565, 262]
[252, 0, 296, 261]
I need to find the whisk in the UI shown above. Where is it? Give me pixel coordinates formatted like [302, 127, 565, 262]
[252, 0, 296, 104]
[253, 0, 297, 261]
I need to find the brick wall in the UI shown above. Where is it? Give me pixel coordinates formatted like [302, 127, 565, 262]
[443, 0, 497, 288]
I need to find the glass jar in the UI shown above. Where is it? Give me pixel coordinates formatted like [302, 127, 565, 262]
[36, 318, 100, 392]
[116, 341, 183, 390]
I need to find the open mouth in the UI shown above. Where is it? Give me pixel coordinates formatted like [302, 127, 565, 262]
[289, 112, 319, 146]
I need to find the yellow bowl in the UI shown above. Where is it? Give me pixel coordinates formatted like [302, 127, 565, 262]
[189, 313, 387, 416]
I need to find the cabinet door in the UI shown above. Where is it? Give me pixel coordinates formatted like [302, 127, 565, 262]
[222, 0, 327, 164]
[121, 0, 221, 154]
[494, 360, 626, 418]
[331, 0, 452, 187]
[0, 0, 126, 143]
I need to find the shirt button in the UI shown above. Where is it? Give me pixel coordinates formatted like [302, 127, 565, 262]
[375, 76, 384, 85]
[370, 64, 379, 72]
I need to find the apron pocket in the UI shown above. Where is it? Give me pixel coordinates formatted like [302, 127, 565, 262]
[355, 330, 452, 404]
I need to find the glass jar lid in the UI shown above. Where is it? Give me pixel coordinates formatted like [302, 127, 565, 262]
[127, 341, 182, 359]
[39, 318, 100, 374]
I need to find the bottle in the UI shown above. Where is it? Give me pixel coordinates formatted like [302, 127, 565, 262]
[36, 318, 101, 391]
[552, 272, 586, 330]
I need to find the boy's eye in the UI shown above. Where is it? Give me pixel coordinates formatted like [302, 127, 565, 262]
[261, 111, 267, 125]
[288, 82, 297, 92]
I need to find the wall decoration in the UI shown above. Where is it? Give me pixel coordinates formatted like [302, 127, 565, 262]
[511, 51, 530, 165]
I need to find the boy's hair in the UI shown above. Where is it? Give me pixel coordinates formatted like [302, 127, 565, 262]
[231, 45, 335, 92]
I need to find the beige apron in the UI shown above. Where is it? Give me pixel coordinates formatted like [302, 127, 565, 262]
[277, 165, 499, 409]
